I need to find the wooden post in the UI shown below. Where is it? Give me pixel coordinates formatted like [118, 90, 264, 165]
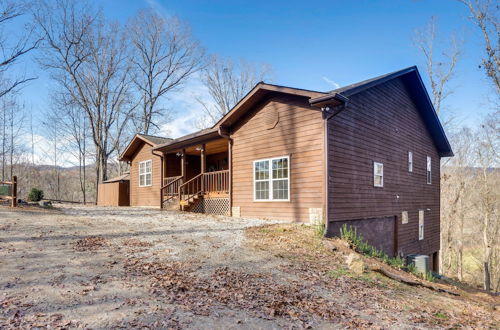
[179, 149, 186, 210]
[200, 144, 206, 193]
[181, 149, 186, 180]
[11, 176, 17, 208]
[228, 139, 232, 216]
[160, 154, 164, 209]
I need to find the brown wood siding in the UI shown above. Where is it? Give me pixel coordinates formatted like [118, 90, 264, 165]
[97, 182, 129, 206]
[327, 78, 441, 257]
[165, 153, 181, 177]
[231, 94, 325, 222]
[129, 142, 161, 207]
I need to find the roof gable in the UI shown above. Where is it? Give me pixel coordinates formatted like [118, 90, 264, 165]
[120, 134, 172, 161]
[214, 83, 326, 128]
[310, 66, 453, 157]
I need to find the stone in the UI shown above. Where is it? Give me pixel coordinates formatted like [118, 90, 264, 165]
[345, 253, 365, 275]
[39, 200, 52, 207]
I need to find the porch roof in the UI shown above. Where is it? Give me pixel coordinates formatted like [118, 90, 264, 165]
[153, 127, 220, 153]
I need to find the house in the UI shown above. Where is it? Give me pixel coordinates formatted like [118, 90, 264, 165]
[119, 66, 453, 270]
[120, 134, 172, 206]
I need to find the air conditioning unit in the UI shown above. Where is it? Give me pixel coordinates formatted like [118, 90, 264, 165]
[406, 254, 429, 274]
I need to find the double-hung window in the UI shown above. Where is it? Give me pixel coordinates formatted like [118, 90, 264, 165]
[373, 162, 384, 187]
[139, 160, 152, 187]
[408, 151, 413, 172]
[426, 156, 432, 184]
[254, 156, 289, 201]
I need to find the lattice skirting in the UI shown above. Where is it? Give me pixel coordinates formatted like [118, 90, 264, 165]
[190, 197, 230, 216]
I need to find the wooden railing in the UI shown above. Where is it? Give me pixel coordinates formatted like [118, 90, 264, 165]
[161, 176, 183, 204]
[178, 170, 229, 208]
[178, 173, 204, 204]
[0, 176, 17, 207]
[203, 170, 229, 194]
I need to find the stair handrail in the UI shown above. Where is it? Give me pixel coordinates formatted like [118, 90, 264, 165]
[161, 176, 183, 204]
[178, 173, 204, 203]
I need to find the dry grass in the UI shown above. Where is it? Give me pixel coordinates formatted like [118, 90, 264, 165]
[246, 223, 500, 329]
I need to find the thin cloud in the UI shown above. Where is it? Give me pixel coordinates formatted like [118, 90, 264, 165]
[322, 76, 340, 89]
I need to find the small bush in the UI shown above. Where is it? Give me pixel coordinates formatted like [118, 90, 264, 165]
[28, 188, 44, 202]
[340, 224, 431, 276]
[314, 223, 326, 238]
[0, 184, 9, 196]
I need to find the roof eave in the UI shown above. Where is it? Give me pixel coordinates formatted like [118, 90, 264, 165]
[153, 130, 220, 153]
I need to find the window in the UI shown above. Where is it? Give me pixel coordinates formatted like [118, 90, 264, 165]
[402, 211, 408, 224]
[408, 152, 413, 172]
[419, 210, 424, 240]
[426, 156, 432, 184]
[373, 162, 383, 187]
[253, 156, 289, 201]
[139, 160, 152, 187]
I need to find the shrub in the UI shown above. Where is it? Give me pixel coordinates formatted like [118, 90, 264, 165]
[340, 224, 437, 281]
[0, 184, 9, 196]
[28, 188, 44, 202]
[314, 223, 326, 238]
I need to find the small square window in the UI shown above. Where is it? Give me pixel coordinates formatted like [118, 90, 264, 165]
[373, 162, 383, 187]
[402, 211, 408, 224]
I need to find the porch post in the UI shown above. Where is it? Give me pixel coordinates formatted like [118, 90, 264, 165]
[181, 149, 186, 180]
[200, 144, 206, 192]
[160, 153, 164, 209]
[228, 139, 232, 215]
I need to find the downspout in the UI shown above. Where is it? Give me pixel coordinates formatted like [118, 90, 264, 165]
[152, 149, 165, 209]
[218, 126, 233, 216]
[310, 93, 349, 237]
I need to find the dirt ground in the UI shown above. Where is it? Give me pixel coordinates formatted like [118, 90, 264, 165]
[0, 205, 498, 329]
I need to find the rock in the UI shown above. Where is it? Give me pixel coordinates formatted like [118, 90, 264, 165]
[39, 200, 52, 207]
[345, 253, 365, 274]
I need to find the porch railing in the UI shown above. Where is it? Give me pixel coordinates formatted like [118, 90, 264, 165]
[179, 173, 204, 203]
[161, 176, 183, 204]
[203, 170, 229, 195]
[178, 170, 229, 207]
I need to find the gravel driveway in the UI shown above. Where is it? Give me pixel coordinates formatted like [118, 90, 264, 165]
[0, 205, 287, 329]
[1, 205, 497, 329]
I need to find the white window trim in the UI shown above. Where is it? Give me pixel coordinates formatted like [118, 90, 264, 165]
[418, 210, 425, 240]
[426, 156, 432, 184]
[373, 161, 384, 187]
[139, 160, 152, 187]
[253, 155, 290, 202]
[408, 151, 413, 172]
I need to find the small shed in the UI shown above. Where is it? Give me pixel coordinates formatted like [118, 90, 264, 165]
[97, 174, 130, 206]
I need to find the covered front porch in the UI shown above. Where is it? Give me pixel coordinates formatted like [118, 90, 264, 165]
[155, 131, 231, 215]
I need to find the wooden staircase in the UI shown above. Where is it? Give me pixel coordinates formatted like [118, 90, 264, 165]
[161, 170, 229, 211]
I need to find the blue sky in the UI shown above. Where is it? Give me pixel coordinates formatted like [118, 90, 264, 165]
[10, 0, 497, 156]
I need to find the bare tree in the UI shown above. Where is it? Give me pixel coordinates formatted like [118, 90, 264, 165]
[128, 9, 204, 134]
[50, 92, 90, 203]
[196, 55, 272, 128]
[414, 16, 461, 117]
[474, 110, 499, 291]
[33, 0, 136, 194]
[0, 0, 41, 99]
[458, 0, 500, 95]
